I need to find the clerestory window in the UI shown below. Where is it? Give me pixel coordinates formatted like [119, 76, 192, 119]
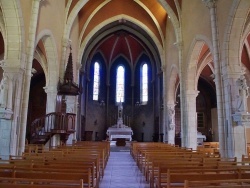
[141, 63, 148, 103]
[93, 62, 100, 101]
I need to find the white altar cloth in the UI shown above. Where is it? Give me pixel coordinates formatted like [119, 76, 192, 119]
[197, 131, 206, 145]
[106, 127, 133, 141]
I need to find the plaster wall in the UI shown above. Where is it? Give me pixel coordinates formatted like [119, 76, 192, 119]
[216, 0, 234, 49]
[20, 0, 32, 49]
[165, 18, 179, 72]
[181, 1, 212, 62]
[181, 0, 233, 63]
[36, 0, 66, 65]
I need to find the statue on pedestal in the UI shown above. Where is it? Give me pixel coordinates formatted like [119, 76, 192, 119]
[117, 101, 124, 127]
[0, 76, 8, 109]
[236, 75, 249, 112]
[167, 106, 175, 130]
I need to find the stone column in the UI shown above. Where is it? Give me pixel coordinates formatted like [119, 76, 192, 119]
[19, 0, 41, 155]
[44, 86, 57, 113]
[174, 41, 185, 147]
[0, 66, 24, 158]
[183, 90, 199, 150]
[44, 86, 59, 147]
[203, 0, 226, 156]
[166, 104, 176, 144]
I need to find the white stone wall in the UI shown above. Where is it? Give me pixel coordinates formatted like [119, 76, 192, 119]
[0, 119, 11, 159]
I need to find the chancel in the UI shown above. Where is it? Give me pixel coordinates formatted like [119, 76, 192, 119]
[106, 102, 133, 141]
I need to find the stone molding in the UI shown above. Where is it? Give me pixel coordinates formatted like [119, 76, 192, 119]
[0, 108, 13, 120]
[202, 0, 217, 9]
[232, 112, 250, 126]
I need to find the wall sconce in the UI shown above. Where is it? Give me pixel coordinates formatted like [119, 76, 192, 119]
[94, 119, 98, 125]
[142, 121, 145, 127]
[161, 103, 164, 109]
[99, 100, 105, 107]
[135, 101, 141, 107]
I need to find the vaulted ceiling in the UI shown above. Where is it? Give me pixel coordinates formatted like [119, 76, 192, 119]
[66, 0, 182, 65]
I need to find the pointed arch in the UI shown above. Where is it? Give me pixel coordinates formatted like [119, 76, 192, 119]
[168, 65, 179, 103]
[186, 36, 213, 91]
[35, 30, 59, 88]
[0, 0, 24, 67]
[79, 15, 163, 73]
[222, 0, 250, 72]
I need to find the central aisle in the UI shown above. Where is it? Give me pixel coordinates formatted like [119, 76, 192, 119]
[99, 151, 150, 188]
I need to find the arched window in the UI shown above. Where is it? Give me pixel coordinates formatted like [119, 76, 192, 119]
[93, 62, 100, 101]
[141, 63, 148, 103]
[116, 66, 125, 102]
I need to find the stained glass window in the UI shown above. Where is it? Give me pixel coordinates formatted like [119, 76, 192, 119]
[141, 63, 148, 102]
[93, 62, 100, 101]
[116, 66, 125, 102]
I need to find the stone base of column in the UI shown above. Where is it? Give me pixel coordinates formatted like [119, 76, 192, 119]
[232, 112, 250, 160]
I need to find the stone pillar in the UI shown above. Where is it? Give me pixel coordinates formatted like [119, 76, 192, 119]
[203, 0, 226, 156]
[0, 66, 24, 158]
[174, 41, 185, 147]
[44, 86, 57, 113]
[19, 0, 41, 155]
[166, 103, 176, 144]
[65, 95, 77, 145]
[44, 85, 58, 147]
[183, 90, 199, 150]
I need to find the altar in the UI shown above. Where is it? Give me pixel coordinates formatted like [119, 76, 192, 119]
[106, 102, 133, 141]
[197, 131, 206, 145]
[107, 127, 133, 141]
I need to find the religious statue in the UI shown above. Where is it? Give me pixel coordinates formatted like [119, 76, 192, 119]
[118, 101, 123, 118]
[116, 101, 124, 128]
[168, 106, 175, 130]
[236, 75, 249, 112]
[0, 76, 8, 109]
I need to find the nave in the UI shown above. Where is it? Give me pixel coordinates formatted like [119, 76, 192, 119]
[2, 141, 250, 187]
[99, 152, 149, 188]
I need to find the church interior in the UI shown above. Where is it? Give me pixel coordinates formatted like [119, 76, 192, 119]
[1, 0, 250, 187]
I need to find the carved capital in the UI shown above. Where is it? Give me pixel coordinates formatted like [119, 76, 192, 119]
[0, 60, 5, 67]
[62, 38, 71, 48]
[43, 85, 57, 94]
[174, 41, 183, 49]
[186, 90, 200, 97]
[202, 0, 217, 9]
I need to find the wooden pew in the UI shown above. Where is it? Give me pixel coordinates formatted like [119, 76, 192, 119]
[0, 177, 84, 188]
[0, 158, 98, 187]
[2, 141, 111, 188]
[0, 169, 93, 188]
[155, 168, 250, 188]
[149, 161, 245, 188]
[184, 179, 250, 188]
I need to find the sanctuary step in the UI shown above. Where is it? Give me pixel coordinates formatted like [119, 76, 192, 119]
[99, 152, 149, 188]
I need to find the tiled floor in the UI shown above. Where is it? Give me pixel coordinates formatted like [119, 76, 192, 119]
[99, 152, 150, 188]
